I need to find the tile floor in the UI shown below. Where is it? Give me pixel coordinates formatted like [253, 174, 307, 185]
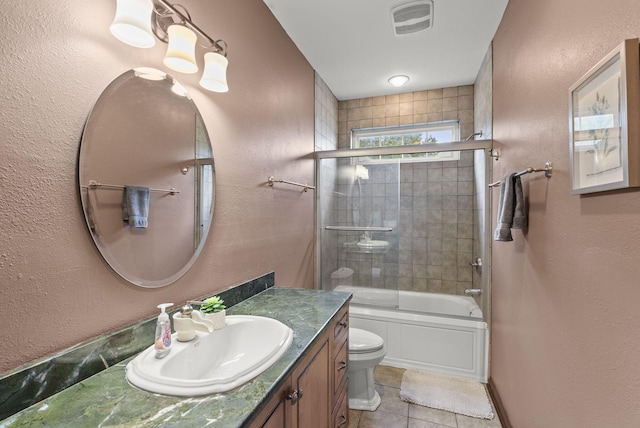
[348, 366, 503, 428]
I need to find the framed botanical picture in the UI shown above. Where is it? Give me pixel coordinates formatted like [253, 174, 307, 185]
[569, 38, 640, 194]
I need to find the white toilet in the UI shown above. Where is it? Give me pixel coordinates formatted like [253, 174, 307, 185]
[348, 327, 386, 411]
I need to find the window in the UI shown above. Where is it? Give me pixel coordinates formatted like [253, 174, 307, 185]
[352, 121, 460, 162]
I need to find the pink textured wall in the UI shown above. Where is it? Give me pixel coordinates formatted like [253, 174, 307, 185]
[0, 0, 314, 374]
[491, 0, 640, 426]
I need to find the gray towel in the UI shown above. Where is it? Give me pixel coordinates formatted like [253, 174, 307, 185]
[122, 186, 150, 228]
[512, 176, 527, 230]
[493, 173, 516, 241]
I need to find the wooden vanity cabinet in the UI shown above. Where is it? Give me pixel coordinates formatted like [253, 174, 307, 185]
[250, 306, 349, 428]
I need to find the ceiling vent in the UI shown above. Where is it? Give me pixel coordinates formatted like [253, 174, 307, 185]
[391, 0, 433, 36]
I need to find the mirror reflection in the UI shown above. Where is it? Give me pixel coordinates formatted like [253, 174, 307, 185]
[79, 68, 214, 287]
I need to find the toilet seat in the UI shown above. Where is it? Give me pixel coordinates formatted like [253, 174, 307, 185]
[349, 328, 384, 354]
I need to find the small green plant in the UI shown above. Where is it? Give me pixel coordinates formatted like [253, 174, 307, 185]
[200, 296, 226, 314]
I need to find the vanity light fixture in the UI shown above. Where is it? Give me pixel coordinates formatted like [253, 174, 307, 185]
[199, 50, 229, 93]
[163, 24, 199, 73]
[110, 0, 156, 48]
[388, 74, 410, 87]
[110, 0, 229, 92]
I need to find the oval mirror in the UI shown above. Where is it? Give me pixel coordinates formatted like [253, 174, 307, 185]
[79, 68, 214, 287]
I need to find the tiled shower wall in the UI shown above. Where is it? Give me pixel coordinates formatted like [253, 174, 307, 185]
[331, 85, 478, 295]
[337, 86, 475, 149]
[314, 73, 338, 288]
[315, 73, 339, 153]
[397, 154, 476, 294]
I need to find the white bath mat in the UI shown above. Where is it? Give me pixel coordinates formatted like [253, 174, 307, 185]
[400, 369, 494, 420]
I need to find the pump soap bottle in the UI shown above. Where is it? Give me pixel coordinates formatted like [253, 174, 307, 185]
[155, 303, 173, 359]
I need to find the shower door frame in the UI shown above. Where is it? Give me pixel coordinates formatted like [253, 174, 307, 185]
[315, 139, 494, 322]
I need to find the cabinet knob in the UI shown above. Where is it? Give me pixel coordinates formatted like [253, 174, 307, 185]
[286, 388, 304, 405]
[337, 412, 347, 427]
[337, 360, 347, 371]
[338, 321, 347, 328]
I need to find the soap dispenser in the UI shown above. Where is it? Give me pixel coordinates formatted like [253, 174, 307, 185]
[154, 303, 173, 359]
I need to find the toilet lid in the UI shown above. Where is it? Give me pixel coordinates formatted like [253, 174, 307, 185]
[349, 328, 384, 353]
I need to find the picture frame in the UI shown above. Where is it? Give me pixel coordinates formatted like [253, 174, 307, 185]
[569, 38, 640, 194]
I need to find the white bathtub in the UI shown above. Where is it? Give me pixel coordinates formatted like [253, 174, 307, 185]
[336, 286, 488, 383]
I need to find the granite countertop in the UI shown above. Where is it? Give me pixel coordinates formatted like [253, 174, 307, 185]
[0, 288, 351, 428]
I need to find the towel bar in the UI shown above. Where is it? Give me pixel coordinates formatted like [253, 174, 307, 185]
[267, 176, 315, 192]
[488, 162, 552, 187]
[84, 180, 179, 195]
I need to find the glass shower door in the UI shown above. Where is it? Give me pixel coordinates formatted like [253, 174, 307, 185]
[316, 140, 493, 319]
[318, 157, 400, 308]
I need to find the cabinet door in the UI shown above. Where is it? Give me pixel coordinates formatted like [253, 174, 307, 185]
[332, 386, 348, 428]
[332, 338, 348, 400]
[291, 338, 330, 428]
[261, 402, 287, 428]
[330, 307, 349, 412]
[250, 379, 292, 428]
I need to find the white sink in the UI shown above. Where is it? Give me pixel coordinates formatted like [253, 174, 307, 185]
[357, 240, 389, 249]
[126, 315, 293, 396]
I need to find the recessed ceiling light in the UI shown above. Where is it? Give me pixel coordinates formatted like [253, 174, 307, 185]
[388, 75, 410, 87]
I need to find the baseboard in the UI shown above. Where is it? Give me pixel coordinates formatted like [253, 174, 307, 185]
[487, 377, 512, 428]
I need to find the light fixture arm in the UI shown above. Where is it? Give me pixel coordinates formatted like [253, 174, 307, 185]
[154, 0, 227, 56]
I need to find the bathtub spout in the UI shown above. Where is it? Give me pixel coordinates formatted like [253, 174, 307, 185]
[464, 289, 482, 296]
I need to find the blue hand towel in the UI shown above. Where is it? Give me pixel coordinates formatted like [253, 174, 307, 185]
[512, 176, 527, 230]
[493, 173, 516, 241]
[122, 186, 150, 228]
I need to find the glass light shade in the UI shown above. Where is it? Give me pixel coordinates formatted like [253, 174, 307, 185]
[163, 25, 198, 74]
[199, 52, 229, 92]
[110, 0, 155, 48]
[388, 75, 410, 87]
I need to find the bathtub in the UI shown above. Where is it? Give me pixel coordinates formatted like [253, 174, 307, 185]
[336, 286, 488, 383]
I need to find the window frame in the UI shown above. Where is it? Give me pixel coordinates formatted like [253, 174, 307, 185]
[351, 121, 461, 163]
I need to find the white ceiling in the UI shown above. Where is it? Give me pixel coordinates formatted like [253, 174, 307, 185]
[263, 0, 509, 100]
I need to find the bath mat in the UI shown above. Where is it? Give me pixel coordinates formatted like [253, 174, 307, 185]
[400, 369, 494, 419]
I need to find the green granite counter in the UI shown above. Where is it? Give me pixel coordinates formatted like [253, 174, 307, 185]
[0, 288, 351, 428]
